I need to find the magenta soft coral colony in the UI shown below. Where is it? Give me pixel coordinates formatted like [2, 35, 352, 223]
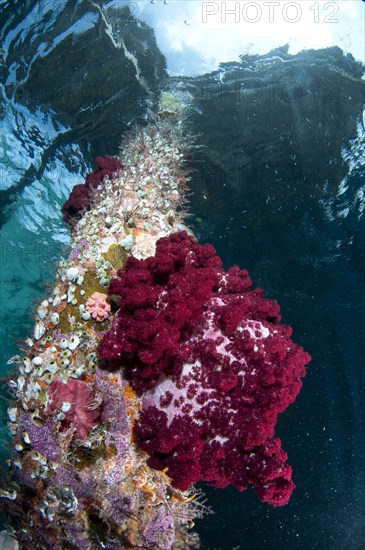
[99, 233, 311, 506]
[1, 108, 310, 548]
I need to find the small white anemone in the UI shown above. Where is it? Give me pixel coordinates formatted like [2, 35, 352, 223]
[69, 365, 86, 378]
[7, 422, 18, 435]
[52, 294, 62, 307]
[0, 488, 17, 500]
[120, 235, 133, 251]
[50, 312, 59, 325]
[30, 450, 47, 465]
[46, 361, 59, 374]
[59, 338, 68, 350]
[68, 335, 80, 351]
[17, 377, 25, 391]
[7, 407, 17, 423]
[66, 267, 80, 281]
[23, 357, 33, 373]
[34, 320, 46, 341]
[67, 284, 76, 303]
[37, 305, 48, 320]
[41, 373, 54, 385]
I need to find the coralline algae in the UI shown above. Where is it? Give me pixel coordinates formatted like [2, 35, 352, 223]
[1, 114, 204, 549]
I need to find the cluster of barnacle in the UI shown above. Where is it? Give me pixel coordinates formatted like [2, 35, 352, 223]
[33, 250, 116, 337]
[1, 114, 208, 548]
[38, 486, 78, 522]
[71, 117, 193, 261]
[7, 336, 98, 415]
[11, 442, 58, 485]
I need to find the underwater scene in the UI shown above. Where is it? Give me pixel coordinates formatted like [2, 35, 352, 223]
[0, 1, 364, 548]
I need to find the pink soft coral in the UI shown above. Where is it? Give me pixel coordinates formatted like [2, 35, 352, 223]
[48, 378, 101, 439]
[85, 292, 111, 322]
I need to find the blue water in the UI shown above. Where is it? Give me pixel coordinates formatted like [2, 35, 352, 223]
[1, 1, 364, 548]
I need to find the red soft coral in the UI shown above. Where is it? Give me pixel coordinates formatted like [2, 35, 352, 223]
[48, 378, 101, 439]
[98, 231, 310, 505]
[62, 156, 123, 225]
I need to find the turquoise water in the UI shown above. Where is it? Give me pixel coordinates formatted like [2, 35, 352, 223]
[0, 1, 364, 548]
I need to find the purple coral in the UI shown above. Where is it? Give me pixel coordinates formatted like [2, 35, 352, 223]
[143, 507, 175, 550]
[17, 414, 59, 461]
